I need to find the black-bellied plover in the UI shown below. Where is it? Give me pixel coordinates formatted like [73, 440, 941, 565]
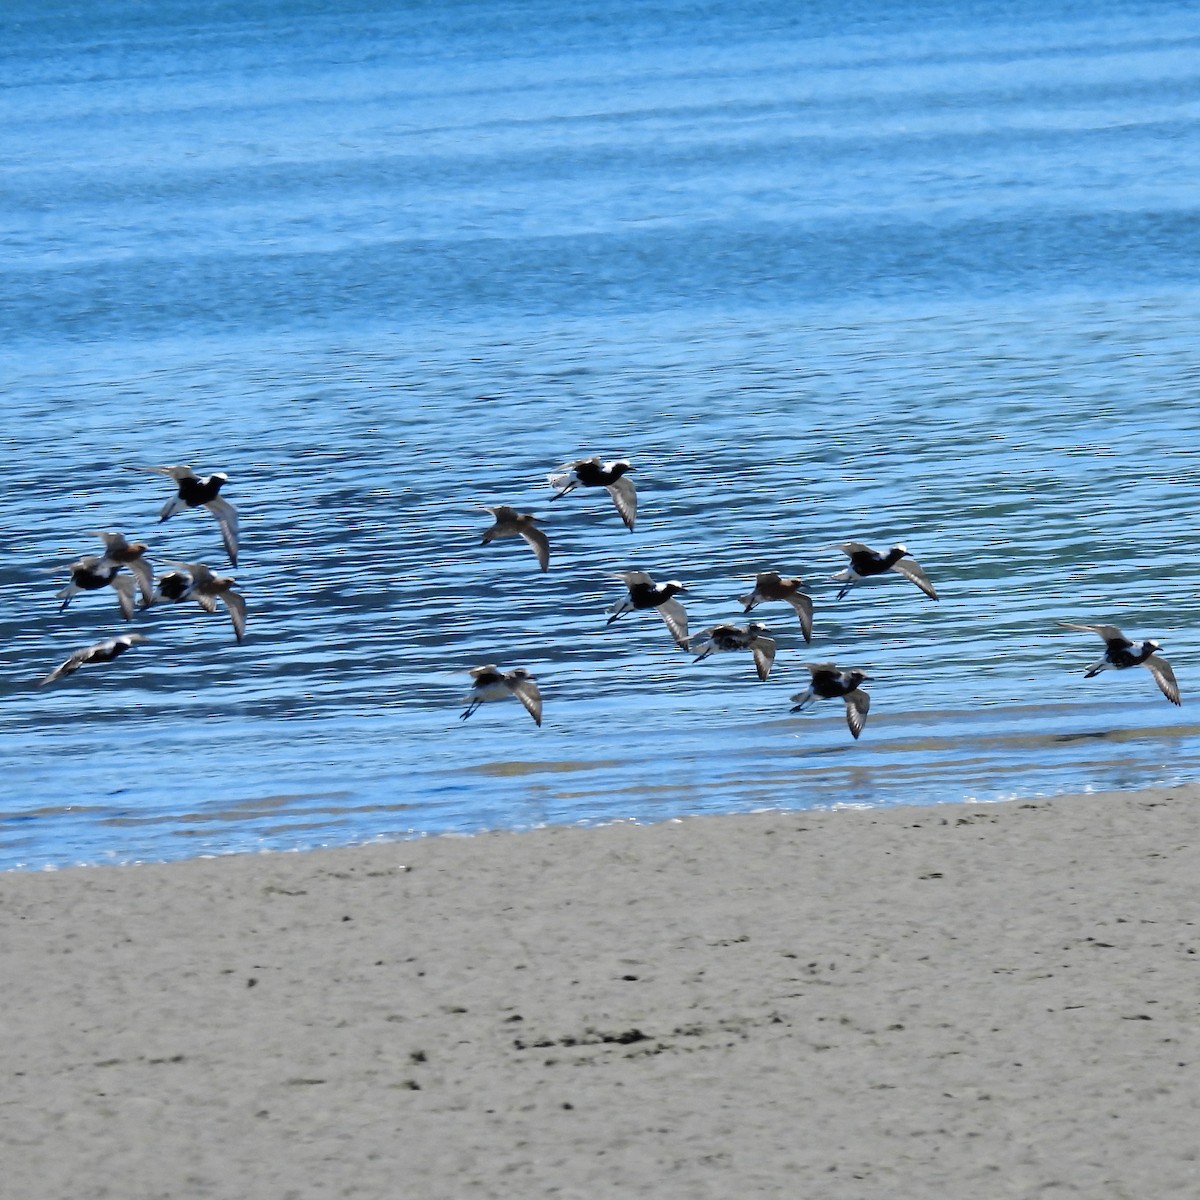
[128, 464, 239, 566]
[93, 531, 154, 606]
[1056, 621, 1180, 705]
[740, 571, 813, 642]
[831, 541, 937, 601]
[460, 665, 543, 726]
[56, 555, 137, 621]
[149, 562, 246, 644]
[690, 621, 776, 681]
[480, 506, 550, 572]
[39, 633, 148, 686]
[548, 457, 636, 531]
[607, 570, 689, 647]
[789, 662, 873, 739]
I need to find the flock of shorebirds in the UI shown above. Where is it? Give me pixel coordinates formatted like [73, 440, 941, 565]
[39, 465, 243, 685]
[466, 456, 1183, 738]
[44, 454, 1183, 738]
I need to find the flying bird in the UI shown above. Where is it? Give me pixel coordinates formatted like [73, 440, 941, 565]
[93, 531, 154, 606]
[690, 621, 777, 681]
[1056, 622, 1180, 705]
[149, 562, 246, 643]
[739, 571, 814, 642]
[831, 542, 937, 602]
[56, 555, 137, 621]
[39, 633, 148, 686]
[460, 665, 543, 726]
[480, 506, 550, 572]
[548, 457, 637, 531]
[789, 663, 873, 739]
[607, 570, 689, 647]
[128, 464, 239, 566]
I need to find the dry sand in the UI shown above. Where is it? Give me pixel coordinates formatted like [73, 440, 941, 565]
[3, 787, 1200, 1199]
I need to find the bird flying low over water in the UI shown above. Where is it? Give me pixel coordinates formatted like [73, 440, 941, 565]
[460, 665, 543, 726]
[56, 555, 137, 621]
[690, 621, 777, 681]
[149, 562, 246, 643]
[480, 506, 550, 572]
[39, 633, 148, 686]
[790, 662, 873, 739]
[548, 457, 637, 531]
[740, 571, 814, 643]
[128, 464, 239, 566]
[93, 531, 154, 606]
[831, 542, 938, 602]
[607, 570, 689, 647]
[1056, 622, 1181, 705]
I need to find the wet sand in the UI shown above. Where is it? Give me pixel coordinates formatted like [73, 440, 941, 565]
[4, 786, 1199, 1198]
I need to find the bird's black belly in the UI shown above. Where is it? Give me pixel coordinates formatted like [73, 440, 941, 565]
[849, 551, 887, 577]
[628, 583, 662, 609]
[71, 569, 113, 591]
[179, 475, 223, 506]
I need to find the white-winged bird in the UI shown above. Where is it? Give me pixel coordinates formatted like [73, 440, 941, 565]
[790, 662, 873, 739]
[460, 665, 543, 727]
[1057, 622, 1180, 705]
[831, 542, 937, 602]
[690, 621, 777, 681]
[607, 570, 689, 647]
[548, 457, 636, 531]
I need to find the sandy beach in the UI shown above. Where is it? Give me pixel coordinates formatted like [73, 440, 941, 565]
[4, 787, 1199, 1199]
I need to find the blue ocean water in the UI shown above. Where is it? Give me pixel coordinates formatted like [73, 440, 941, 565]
[4, 0, 1200, 869]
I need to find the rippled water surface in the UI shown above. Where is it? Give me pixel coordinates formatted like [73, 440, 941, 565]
[4, 0, 1200, 868]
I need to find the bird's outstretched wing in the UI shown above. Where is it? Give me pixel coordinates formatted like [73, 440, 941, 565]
[656, 597, 689, 648]
[204, 497, 239, 566]
[220, 591, 247, 644]
[95, 531, 131, 553]
[483, 504, 519, 523]
[606, 477, 637, 532]
[124, 557, 155, 606]
[891, 557, 938, 601]
[39, 646, 93, 686]
[1144, 655, 1181, 706]
[519, 526, 550, 572]
[111, 574, 136, 621]
[507, 677, 543, 726]
[127, 464, 195, 481]
[845, 689, 871, 739]
[786, 593, 814, 642]
[159, 494, 187, 521]
[1056, 621, 1126, 644]
[751, 636, 777, 681]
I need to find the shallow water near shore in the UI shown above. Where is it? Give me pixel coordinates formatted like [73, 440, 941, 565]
[4, 0, 1200, 868]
